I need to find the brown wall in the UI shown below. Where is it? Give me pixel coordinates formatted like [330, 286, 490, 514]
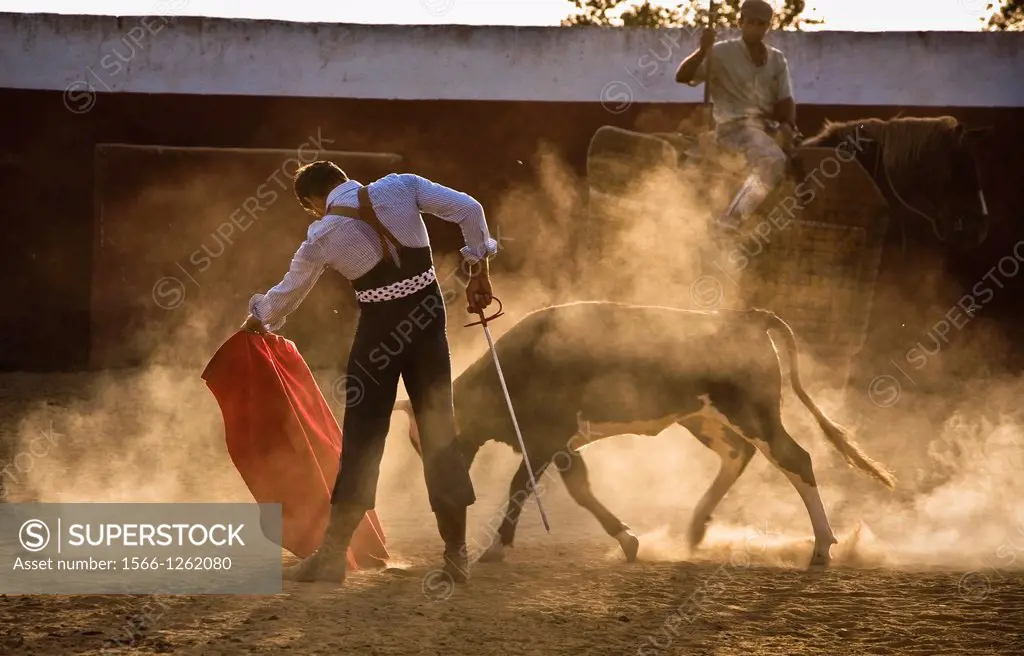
[0, 88, 1022, 374]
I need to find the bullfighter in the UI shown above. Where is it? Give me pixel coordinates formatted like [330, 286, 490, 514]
[242, 160, 497, 584]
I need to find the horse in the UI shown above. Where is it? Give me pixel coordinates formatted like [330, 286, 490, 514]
[583, 114, 994, 390]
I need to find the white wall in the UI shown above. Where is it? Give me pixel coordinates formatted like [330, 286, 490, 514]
[1, 12, 1022, 107]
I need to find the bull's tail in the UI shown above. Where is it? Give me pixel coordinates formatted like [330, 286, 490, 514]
[757, 309, 897, 490]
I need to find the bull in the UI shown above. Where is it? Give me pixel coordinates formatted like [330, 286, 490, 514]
[393, 301, 897, 568]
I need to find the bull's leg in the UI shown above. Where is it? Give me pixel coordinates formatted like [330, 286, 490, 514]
[558, 450, 639, 562]
[700, 387, 838, 568]
[477, 454, 552, 563]
[677, 418, 757, 551]
[742, 405, 838, 568]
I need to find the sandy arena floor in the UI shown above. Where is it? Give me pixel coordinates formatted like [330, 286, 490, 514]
[1, 369, 1023, 655]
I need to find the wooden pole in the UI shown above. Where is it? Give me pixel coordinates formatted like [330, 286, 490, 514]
[702, 0, 717, 129]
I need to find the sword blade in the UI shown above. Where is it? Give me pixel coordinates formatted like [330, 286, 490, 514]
[480, 323, 552, 533]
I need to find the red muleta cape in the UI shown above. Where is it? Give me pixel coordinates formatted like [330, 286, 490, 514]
[201, 330, 388, 570]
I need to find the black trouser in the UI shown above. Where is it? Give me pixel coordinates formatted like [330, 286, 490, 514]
[330, 280, 476, 514]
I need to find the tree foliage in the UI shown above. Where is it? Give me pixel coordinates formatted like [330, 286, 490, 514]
[561, 0, 822, 30]
[561, 0, 1024, 30]
[985, 0, 1024, 30]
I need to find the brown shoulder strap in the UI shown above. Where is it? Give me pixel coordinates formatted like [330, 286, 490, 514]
[326, 186, 401, 265]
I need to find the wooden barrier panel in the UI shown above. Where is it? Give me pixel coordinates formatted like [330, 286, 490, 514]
[89, 144, 404, 369]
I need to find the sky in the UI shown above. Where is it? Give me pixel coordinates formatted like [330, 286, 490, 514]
[0, 0, 996, 31]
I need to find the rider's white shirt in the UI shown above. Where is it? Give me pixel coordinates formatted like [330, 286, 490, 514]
[687, 37, 794, 128]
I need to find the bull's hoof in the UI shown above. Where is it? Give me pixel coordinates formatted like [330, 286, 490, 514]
[688, 517, 710, 551]
[806, 553, 831, 570]
[615, 529, 640, 563]
[807, 537, 838, 570]
[477, 541, 506, 563]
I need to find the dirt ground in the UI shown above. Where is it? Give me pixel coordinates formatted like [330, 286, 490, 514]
[1, 370, 1023, 655]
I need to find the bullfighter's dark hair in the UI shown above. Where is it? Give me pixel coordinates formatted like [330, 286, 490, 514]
[293, 160, 348, 213]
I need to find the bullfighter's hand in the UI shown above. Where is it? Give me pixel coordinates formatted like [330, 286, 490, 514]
[465, 274, 493, 315]
[242, 314, 267, 335]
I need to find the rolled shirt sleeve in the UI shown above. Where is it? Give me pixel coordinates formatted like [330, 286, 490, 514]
[400, 173, 498, 264]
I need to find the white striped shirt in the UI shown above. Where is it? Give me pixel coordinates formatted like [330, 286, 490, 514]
[248, 173, 498, 331]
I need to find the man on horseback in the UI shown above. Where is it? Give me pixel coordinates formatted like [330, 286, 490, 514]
[675, 0, 799, 230]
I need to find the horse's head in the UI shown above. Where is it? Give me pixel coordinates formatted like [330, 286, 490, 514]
[805, 116, 992, 250]
[928, 121, 992, 249]
[875, 117, 991, 250]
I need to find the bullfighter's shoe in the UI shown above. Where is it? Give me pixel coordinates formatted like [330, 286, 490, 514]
[282, 503, 364, 584]
[435, 505, 470, 584]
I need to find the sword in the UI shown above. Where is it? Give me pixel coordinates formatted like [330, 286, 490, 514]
[465, 297, 552, 533]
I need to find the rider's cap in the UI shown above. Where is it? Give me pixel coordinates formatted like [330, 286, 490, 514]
[740, 0, 774, 22]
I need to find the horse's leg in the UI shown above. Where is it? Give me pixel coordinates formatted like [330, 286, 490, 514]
[477, 452, 553, 563]
[677, 417, 757, 551]
[558, 449, 640, 562]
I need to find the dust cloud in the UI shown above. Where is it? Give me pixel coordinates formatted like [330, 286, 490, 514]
[3, 136, 1021, 582]
[0, 365, 252, 506]
[598, 384, 1024, 573]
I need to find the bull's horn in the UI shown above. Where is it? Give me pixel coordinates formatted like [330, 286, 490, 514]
[392, 398, 422, 456]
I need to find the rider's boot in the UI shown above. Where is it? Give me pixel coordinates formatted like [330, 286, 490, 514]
[715, 172, 767, 232]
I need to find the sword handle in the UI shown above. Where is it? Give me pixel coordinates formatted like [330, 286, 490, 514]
[463, 296, 504, 328]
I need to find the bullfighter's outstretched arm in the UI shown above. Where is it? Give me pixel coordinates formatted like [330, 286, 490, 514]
[246, 239, 329, 332]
